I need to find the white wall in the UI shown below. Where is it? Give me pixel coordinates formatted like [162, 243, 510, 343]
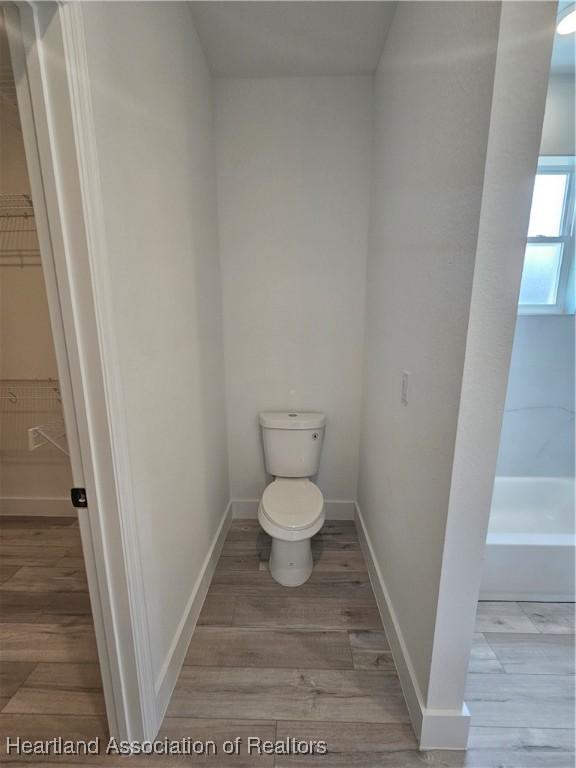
[497, 315, 575, 477]
[358, 0, 501, 709]
[0, 16, 30, 195]
[0, 270, 58, 380]
[81, 2, 229, 687]
[215, 76, 372, 503]
[540, 73, 575, 156]
[0, 257, 72, 499]
[0, 16, 52, 382]
[425, 0, 555, 732]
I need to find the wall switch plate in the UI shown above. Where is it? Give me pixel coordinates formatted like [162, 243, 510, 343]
[401, 371, 410, 406]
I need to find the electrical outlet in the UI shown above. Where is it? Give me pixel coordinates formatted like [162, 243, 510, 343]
[401, 371, 410, 406]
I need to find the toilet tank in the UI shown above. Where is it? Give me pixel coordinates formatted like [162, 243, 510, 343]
[260, 412, 326, 478]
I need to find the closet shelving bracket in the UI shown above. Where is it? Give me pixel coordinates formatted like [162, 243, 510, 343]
[27, 419, 69, 456]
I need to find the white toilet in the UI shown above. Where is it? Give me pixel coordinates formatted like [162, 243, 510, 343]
[258, 411, 326, 587]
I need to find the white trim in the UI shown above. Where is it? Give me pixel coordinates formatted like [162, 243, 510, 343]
[232, 499, 356, 520]
[154, 502, 232, 723]
[5, 1, 123, 740]
[355, 503, 471, 750]
[7, 1, 156, 740]
[57, 2, 158, 738]
[0, 497, 75, 517]
[419, 706, 471, 751]
[354, 503, 424, 734]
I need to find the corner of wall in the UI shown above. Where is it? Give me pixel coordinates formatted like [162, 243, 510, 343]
[153, 499, 232, 730]
[354, 503, 471, 749]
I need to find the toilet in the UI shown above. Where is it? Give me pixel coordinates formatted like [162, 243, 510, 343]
[258, 411, 326, 587]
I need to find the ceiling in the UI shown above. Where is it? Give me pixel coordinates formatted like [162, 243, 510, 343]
[189, 2, 397, 77]
[551, 1, 575, 73]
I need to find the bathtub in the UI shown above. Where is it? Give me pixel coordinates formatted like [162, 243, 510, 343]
[479, 476, 575, 602]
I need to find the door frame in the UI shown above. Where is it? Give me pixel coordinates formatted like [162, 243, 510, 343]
[5, 1, 155, 740]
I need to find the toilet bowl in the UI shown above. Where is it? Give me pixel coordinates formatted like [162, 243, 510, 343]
[258, 478, 325, 587]
[258, 411, 327, 587]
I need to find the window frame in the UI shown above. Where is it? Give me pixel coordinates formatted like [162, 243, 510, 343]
[518, 156, 575, 316]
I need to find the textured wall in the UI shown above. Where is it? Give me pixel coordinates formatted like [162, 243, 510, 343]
[82, 2, 229, 680]
[216, 76, 372, 502]
[358, 1, 501, 700]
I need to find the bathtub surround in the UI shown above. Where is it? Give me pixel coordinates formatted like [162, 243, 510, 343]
[497, 305, 575, 479]
[494, 66, 575, 480]
[481, 476, 575, 601]
[488, 25, 575, 603]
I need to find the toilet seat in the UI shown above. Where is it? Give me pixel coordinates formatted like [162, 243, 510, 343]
[262, 479, 323, 529]
[259, 479, 325, 542]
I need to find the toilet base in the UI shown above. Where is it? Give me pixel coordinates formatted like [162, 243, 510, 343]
[269, 537, 313, 587]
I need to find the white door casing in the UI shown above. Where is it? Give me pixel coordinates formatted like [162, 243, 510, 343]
[6, 1, 158, 740]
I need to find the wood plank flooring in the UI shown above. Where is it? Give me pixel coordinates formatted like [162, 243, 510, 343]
[467, 599, 575, 763]
[0, 517, 104, 754]
[0, 516, 574, 767]
[174, 522, 575, 766]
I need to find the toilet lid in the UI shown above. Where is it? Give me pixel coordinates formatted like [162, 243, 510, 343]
[261, 479, 324, 530]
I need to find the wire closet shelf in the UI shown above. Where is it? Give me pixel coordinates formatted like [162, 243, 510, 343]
[0, 379, 68, 456]
[0, 193, 41, 268]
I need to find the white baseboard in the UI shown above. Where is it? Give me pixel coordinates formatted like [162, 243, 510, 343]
[153, 501, 232, 727]
[232, 498, 356, 520]
[354, 503, 470, 750]
[419, 705, 471, 750]
[354, 503, 426, 737]
[0, 496, 75, 517]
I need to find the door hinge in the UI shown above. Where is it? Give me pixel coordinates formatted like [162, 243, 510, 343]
[71, 487, 88, 508]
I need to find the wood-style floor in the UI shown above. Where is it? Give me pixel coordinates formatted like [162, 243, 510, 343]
[466, 599, 575, 761]
[0, 516, 574, 766]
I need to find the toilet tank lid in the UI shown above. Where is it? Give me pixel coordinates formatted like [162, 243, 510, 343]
[259, 411, 326, 430]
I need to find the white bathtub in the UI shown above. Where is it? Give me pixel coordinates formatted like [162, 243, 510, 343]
[480, 477, 575, 602]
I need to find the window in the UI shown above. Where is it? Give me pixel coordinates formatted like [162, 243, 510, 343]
[518, 157, 575, 314]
